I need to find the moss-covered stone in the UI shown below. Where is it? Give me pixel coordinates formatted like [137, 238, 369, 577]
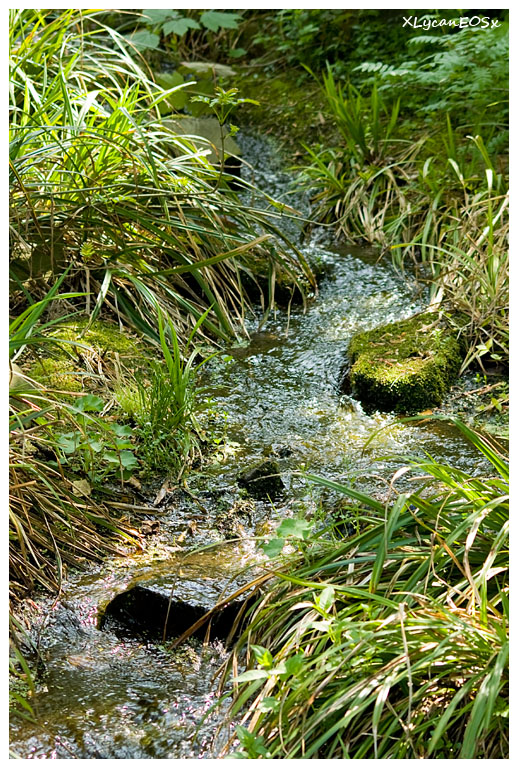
[49, 319, 140, 356]
[28, 319, 140, 393]
[240, 255, 312, 306]
[345, 313, 462, 414]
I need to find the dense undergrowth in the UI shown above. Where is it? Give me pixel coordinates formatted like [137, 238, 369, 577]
[221, 420, 508, 759]
[8, 8, 313, 702]
[224, 11, 509, 374]
[9, 8, 508, 758]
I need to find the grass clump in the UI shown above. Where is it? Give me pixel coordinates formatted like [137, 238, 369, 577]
[115, 308, 216, 477]
[346, 311, 462, 413]
[221, 419, 508, 759]
[9, 9, 313, 351]
[296, 65, 508, 373]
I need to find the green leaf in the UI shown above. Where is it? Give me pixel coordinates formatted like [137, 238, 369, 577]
[73, 395, 104, 413]
[235, 726, 271, 758]
[233, 669, 269, 683]
[261, 538, 285, 558]
[228, 48, 247, 59]
[277, 518, 312, 540]
[258, 697, 280, 713]
[163, 17, 200, 37]
[316, 585, 335, 612]
[102, 451, 120, 464]
[251, 645, 273, 668]
[141, 9, 174, 26]
[119, 450, 139, 470]
[199, 11, 240, 33]
[127, 30, 160, 51]
[57, 432, 82, 454]
[154, 71, 188, 111]
[112, 424, 133, 438]
[284, 654, 305, 676]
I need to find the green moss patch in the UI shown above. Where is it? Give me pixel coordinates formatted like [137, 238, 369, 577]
[345, 313, 462, 414]
[28, 358, 84, 393]
[49, 319, 140, 356]
[28, 319, 141, 394]
[234, 70, 336, 154]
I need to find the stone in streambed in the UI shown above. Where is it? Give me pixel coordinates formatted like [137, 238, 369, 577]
[162, 116, 242, 182]
[237, 459, 284, 500]
[99, 564, 249, 643]
[344, 312, 462, 414]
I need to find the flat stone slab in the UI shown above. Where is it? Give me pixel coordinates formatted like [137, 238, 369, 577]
[163, 116, 241, 166]
[99, 555, 252, 643]
[344, 312, 462, 413]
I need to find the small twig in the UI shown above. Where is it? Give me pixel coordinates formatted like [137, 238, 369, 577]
[462, 381, 505, 397]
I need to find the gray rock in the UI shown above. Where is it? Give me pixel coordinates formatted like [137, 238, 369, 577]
[163, 116, 241, 176]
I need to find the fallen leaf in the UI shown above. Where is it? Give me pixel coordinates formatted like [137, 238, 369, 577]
[154, 478, 171, 506]
[72, 479, 91, 497]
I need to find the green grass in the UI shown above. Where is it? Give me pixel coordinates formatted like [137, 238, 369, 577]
[221, 418, 508, 759]
[298, 69, 508, 372]
[9, 9, 313, 351]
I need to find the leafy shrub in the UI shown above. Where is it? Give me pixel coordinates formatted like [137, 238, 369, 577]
[123, 9, 243, 58]
[298, 62, 508, 370]
[355, 21, 509, 145]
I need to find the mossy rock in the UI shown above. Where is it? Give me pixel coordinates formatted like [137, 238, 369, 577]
[240, 255, 311, 307]
[28, 319, 140, 393]
[345, 313, 462, 414]
[49, 319, 140, 356]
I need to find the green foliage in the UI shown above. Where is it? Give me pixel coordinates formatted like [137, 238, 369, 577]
[249, 10, 356, 73]
[192, 86, 258, 127]
[9, 292, 141, 598]
[313, 66, 401, 166]
[9, 613, 40, 723]
[356, 22, 509, 141]
[9, 9, 312, 351]
[298, 63, 508, 370]
[9, 269, 84, 360]
[123, 9, 242, 60]
[223, 419, 509, 758]
[56, 397, 139, 483]
[127, 309, 217, 475]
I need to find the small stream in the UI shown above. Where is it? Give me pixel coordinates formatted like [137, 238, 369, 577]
[10, 133, 490, 759]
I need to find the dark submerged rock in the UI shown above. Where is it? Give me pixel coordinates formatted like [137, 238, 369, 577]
[344, 312, 462, 414]
[99, 573, 247, 643]
[237, 459, 284, 499]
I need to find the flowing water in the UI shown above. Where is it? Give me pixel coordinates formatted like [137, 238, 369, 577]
[10, 133, 491, 759]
